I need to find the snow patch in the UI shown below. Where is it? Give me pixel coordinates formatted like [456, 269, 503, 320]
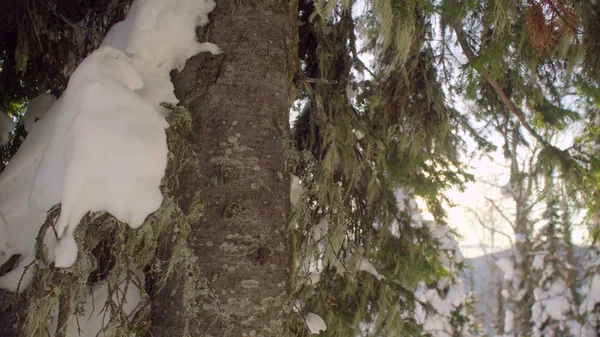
[504, 310, 514, 332]
[0, 0, 219, 288]
[414, 279, 467, 337]
[102, 0, 220, 114]
[532, 279, 573, 326]
[305, 271, 320, 285]
[290, 174, 303, 205]
[357, 257, 385, 281]
[0, 101, 63, 290]
[582, 273, 600, 313]
[532, 253, 545, 270]
[430, 224, 463, 266]
[345, 84, 356, 101]
[496, 258, 514, 281]
[32, 46, 169, 268]
[388, 189, 423, 232]
[500, 182, 512, 197]
[312, 218, 328, 243]
[22, 94, 57, 133]
[48, 275, 143, 337]
[305, 312, 327, 334]
[346, 248, 385, 281]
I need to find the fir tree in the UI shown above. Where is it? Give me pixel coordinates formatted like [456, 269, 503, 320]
[530, 198, 579, 337]
[413, 222, 476, 337]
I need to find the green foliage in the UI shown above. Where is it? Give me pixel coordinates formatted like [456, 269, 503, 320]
[292, 0, 600, 335]
[528, 98, 580, 131]
[0, 0, 132, 110]
[291, 0, 478, 335]
[442, 0, 600, 249]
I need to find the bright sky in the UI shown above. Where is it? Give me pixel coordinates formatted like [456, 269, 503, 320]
[445, 123, 591, 258]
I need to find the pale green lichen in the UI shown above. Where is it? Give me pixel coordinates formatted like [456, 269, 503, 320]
[240, 279, 260, 289]
[250, 179, 272, 192]
[186, 192, 204, 224]
[223, 202, 243, 220]
[220, 242, 240, 253]
[17, 104, 224, 337]
[210, 156, 244, 180]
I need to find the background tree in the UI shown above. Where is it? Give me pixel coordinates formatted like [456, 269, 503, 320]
[530, 197, 579, 337]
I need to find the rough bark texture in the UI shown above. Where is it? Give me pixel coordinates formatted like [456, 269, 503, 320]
[0, 290, 22, 337]
[508, 132, 533, 337]
[512, 194, 532, 337]
[150, 0, 296, 336]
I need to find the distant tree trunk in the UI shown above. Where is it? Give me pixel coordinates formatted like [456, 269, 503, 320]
[149, 0, 297, 336]
[508, 127, 533, 337]
[495, 277, 505, 335]
[560, 198, 579, 304]
[512, 193, 533, 337]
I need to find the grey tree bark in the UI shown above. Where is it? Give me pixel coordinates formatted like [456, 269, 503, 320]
[507, 127, 534, 337]
[150, 0, 297, 336]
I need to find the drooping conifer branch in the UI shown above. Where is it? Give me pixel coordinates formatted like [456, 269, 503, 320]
[453, 23, 549, 149]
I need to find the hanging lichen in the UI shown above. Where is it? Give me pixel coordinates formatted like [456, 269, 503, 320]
[12, 104, 222, 337]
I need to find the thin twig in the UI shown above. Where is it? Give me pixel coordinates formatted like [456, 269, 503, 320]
[55, 282, 71, 337]
[26, 2, 43, 50]
[482, 196, 516, 231]
[300, 77, 339, 85]
[465, 207, 514, 249]
[452, 23, 551, 149]
[50, 9, 104, 42]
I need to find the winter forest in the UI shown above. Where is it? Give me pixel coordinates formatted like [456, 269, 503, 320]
[1, 0, 600, 336]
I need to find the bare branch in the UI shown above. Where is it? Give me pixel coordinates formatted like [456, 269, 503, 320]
[465, 207, 514, 249]
[452, 23, 553, 149]
[483, 196, 516, 230]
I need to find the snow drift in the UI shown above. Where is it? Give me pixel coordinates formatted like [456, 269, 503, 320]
[1, 0, 219, 334]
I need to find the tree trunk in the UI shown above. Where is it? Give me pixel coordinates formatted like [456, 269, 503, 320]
[150, 0, 297, 336]
[509, 129, 533, 337]
[512, 194, 532, 337]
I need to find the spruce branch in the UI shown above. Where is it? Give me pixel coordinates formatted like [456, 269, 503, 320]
[346, 12, 376, 78]
[452, 23, 550, 149]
